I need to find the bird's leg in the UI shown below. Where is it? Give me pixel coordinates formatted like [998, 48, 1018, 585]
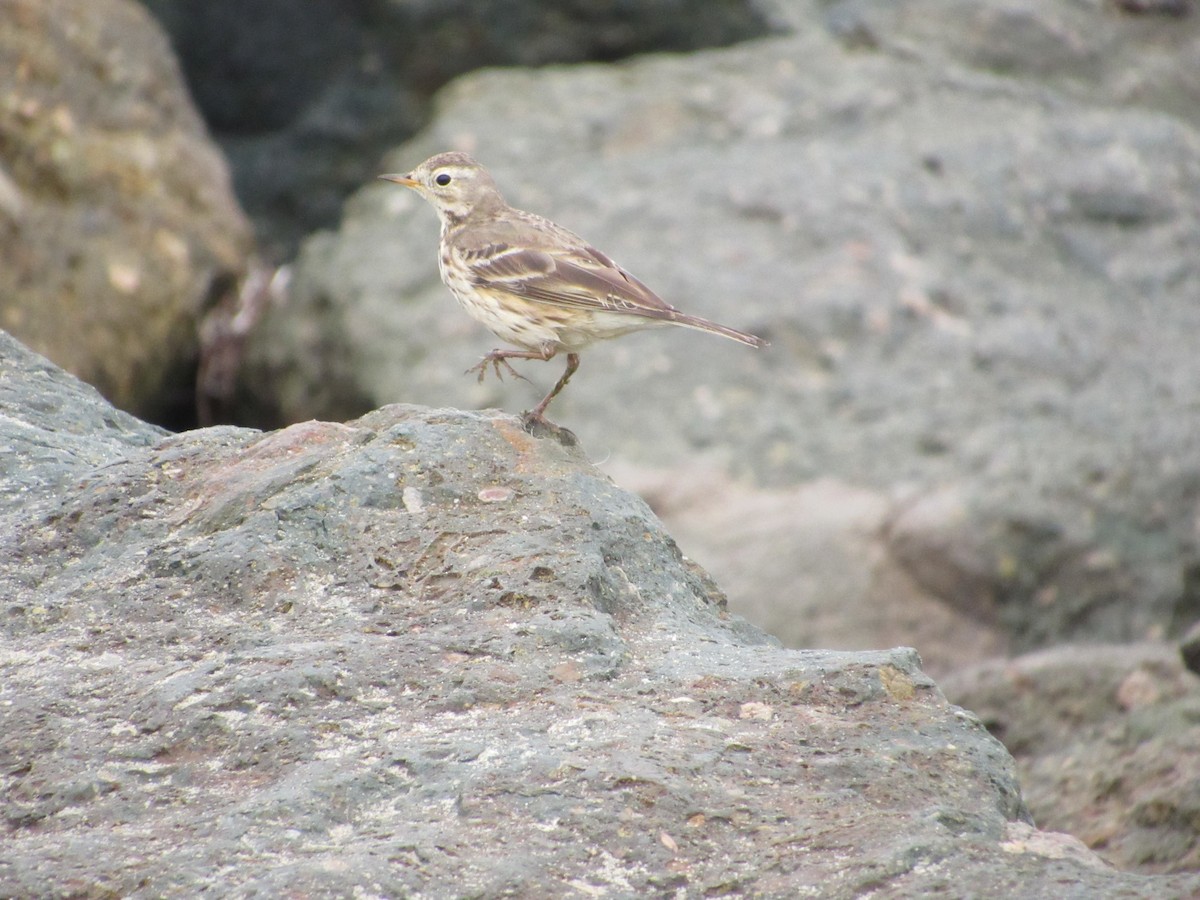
[466, 347, 556, 384]
[525, 352, 580, 424]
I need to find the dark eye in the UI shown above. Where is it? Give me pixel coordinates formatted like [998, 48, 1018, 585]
[435, 173, 452, 186]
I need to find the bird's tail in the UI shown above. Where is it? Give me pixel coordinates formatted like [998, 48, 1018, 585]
[669, 312, 767, 349]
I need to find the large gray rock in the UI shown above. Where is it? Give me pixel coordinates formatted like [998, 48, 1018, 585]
[242, 0, 1200, 666]
[0, 0, 253, 425]
[6, 331, 1194, 896]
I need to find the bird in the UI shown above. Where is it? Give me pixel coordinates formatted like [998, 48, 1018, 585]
[379, 151, 766, 429]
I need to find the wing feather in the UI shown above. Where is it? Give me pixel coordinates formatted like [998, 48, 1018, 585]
[460, 235, 679, 322]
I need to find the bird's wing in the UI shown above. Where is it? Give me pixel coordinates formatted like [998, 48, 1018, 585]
[457, 229, 679, 320]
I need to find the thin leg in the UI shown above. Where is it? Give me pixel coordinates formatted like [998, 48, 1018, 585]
[466, 347, 555, 384]
[526, 352, 580, 424]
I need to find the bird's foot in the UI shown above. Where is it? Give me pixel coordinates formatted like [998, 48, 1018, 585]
[521, 410, 578, 446]
[466, 353, 530, 384]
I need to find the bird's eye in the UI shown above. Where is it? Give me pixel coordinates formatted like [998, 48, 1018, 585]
[435, 173, 452, 186]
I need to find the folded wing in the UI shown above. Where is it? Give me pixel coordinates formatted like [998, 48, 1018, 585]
[462, 240, 681, 322]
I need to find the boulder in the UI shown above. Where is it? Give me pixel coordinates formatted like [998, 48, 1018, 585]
[0, 0, 253, 426]
[5, 330, 1195, 895]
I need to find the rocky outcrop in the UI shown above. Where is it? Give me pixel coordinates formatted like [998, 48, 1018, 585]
[0, 0, 253, 427]
[5, 330, 1195, 896]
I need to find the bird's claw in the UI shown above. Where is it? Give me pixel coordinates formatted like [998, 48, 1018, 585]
[521, 411, 578, 446]
[466, 354, 529, 385]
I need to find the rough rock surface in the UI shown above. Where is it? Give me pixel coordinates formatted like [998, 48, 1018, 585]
[944, 643, 1200, 875]
[138, 0, 773, 255]
[0, 0, 253, 425]
[241, 0, 1200, 666]
[6, 332, 1196, 897]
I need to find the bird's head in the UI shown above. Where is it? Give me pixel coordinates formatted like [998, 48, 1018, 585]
[379, 151, 505, 225]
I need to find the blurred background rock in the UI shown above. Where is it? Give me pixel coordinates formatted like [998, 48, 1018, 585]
[0, 0, 253, 426]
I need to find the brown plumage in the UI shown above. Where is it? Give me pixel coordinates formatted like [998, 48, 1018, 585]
[380, 151, 765, 427]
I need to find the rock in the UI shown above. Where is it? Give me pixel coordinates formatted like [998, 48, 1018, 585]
[942, 642, 1200, 874]
[240, 1, 1200, 662]
[811, 0, 1200, 128]
[0, 332, 166, 513]
[0, 0, 254, 426]
[5, 332, 1196, 896]
[138, 0, 774, 255]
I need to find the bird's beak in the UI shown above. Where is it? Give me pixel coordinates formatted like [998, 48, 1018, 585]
[379, 173, 419, 188]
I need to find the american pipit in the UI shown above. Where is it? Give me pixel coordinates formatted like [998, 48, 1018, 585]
[380, 151, 766, 428]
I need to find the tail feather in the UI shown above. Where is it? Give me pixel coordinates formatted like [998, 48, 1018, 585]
[669, 312, 767, 349]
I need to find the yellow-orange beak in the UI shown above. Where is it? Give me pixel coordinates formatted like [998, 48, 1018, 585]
[379, 173, 418, 188]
